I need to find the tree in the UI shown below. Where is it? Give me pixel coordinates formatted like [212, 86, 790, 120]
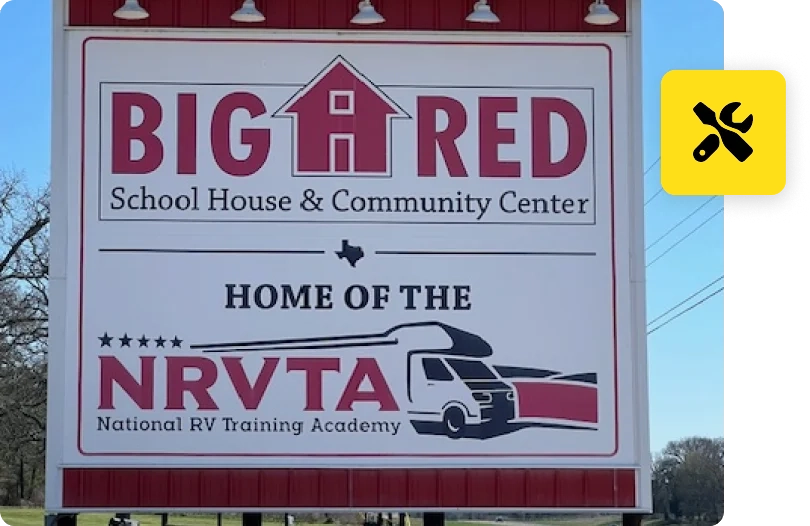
[723, 435, 728, 520]
[652, 452, 680, 520]
[0, 168, 50, 505]
[652, 436, 724, 524]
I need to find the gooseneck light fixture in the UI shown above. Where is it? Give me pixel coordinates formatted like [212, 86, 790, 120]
[113, 0, 149, 20]
[231, 0, 266, 23]
[466, 0, 500, 23]
[351, 1, 386, 25]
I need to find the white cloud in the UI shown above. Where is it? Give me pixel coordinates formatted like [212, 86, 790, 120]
[0, 0, 14, 15]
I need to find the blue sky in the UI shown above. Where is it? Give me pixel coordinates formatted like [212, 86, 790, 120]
[0, 0, 724, 454]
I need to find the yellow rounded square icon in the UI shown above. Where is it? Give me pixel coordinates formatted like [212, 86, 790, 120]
[661, 69, 786, 195]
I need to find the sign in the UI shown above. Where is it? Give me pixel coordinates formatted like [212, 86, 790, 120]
[660, 69, 787, 196]
[56, 34, 645, 469]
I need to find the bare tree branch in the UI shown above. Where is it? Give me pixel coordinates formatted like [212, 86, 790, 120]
[0, 167, 49, 505]
[0, 217, 48, 277]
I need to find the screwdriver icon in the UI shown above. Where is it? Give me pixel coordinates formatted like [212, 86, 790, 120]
[692, 101, 754, 163]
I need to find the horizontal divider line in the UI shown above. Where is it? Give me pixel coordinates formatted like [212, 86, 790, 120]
[375, 250, 597, 256]
[98, 249, 596, 256]
[98, 248, 325, 254]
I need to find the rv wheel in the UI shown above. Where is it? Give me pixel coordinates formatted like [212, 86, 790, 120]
[442, 406, 466, 439]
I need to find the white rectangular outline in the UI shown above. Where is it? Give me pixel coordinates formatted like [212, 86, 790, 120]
[329, 89, 355, 116]
[47, 17, 650, 513]
[78, 37, 620, 467]
[329, 132, 355, 172]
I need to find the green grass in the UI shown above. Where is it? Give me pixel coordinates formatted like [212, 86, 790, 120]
[531, 519, 617, 523]
[531, 518, 665, 526]
[0, 509, 257, 526]
[1, 510, 304, 526]
[528, 518, 620, 526]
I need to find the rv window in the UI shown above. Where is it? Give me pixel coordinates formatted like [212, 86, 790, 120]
[446, 358, 498, 380]
[422, 357, 454, 381]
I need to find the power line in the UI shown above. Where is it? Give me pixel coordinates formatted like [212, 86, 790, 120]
[645, 187, 664, 207]
[644, 157, 661, 178]
[647, 286, 724, 335]
[647, 275, 724, 327]
[645, 196, 718, 251]
[643, 157, 662, 207]
[646, 206, 724, 268]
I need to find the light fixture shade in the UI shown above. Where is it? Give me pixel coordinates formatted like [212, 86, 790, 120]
[113, 0, 149, 20]
[584, 0, 620, 25]
[231, 0, 266, 23]
[351, 1, 385, 25]
[466, 0, 500, 24]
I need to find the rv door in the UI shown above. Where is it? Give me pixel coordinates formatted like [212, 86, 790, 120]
[410, 355, 457, 416]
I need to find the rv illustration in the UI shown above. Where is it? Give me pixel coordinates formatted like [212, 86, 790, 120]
[191, 321, 599, 440]
[401, 322, 517, 439]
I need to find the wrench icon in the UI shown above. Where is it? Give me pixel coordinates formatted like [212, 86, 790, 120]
[693, 102, 754, 163]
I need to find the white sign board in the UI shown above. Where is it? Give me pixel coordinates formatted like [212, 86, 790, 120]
[54, 33, 646, 469]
